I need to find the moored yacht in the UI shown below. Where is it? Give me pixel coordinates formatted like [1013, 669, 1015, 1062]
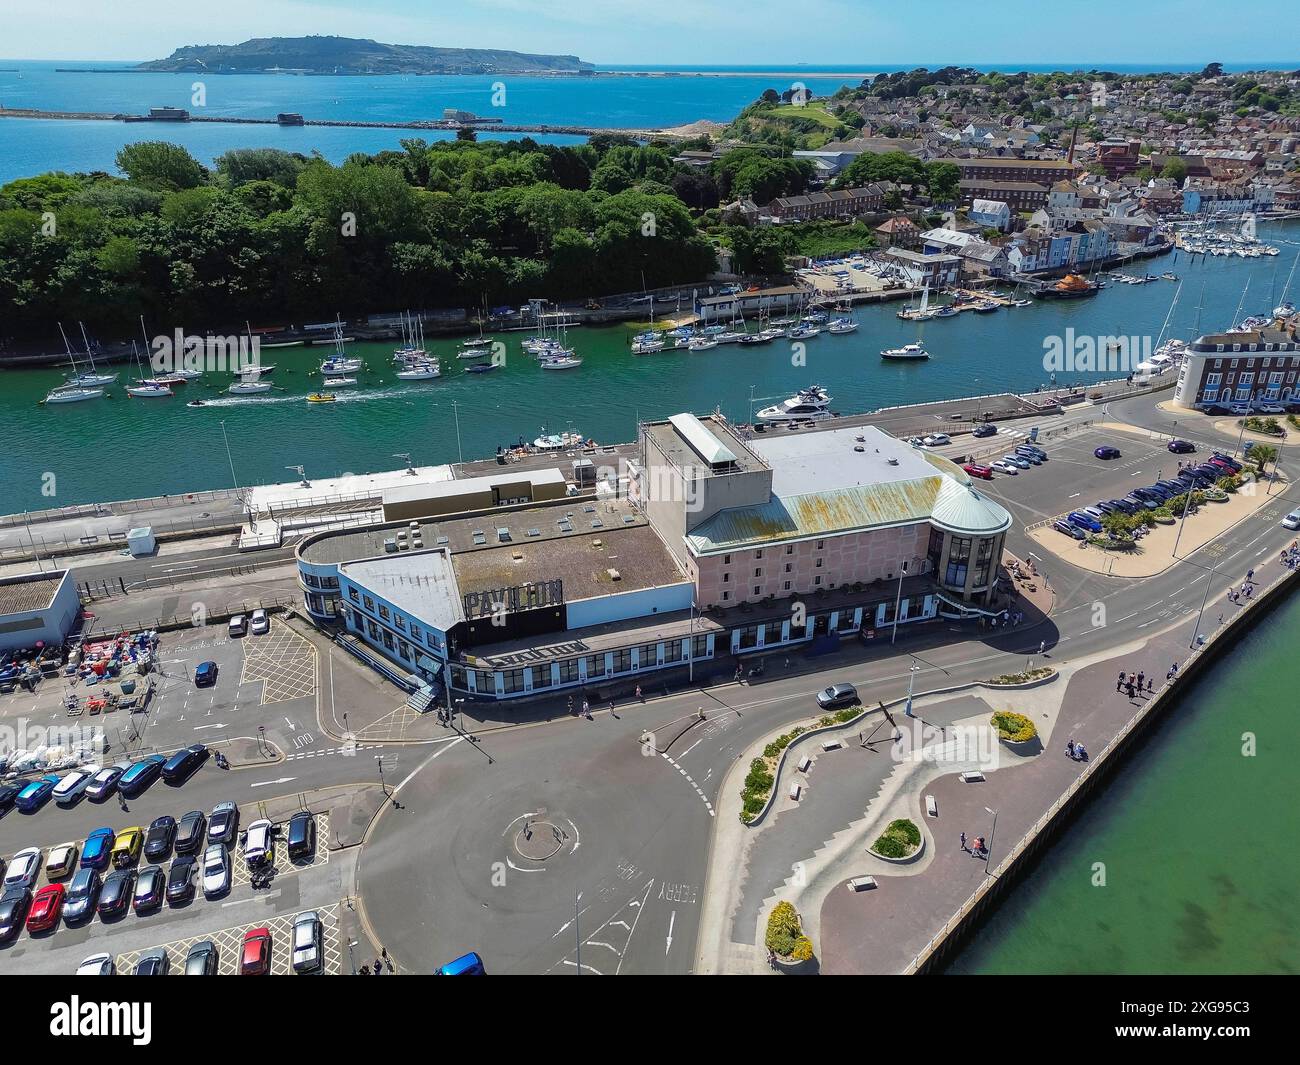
[228, 372, 273, 394]
[43, 385, 104, 404]
[881, 343, 930, 360]
[827, 317, 858, 334]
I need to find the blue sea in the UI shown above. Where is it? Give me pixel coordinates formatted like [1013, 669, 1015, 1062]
[0, 59, 1292, 183]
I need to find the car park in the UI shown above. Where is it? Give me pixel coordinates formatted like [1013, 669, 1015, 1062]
[815, 683, 858, 709]
[110, 827, 143, 869]
[194, 661, 218, 687]
[990, 460, 1019, 475]
[4, 847, 43, 891]
[1002, 454, 1031, 469]
[97, 869, 135, 919]
[1282, 510, 1300, 530]
[15, 774, 62, 812]
[1094, 445, 1121, 459]
[244, 819, 276, 868]
[133, 948, 170, 976]
[53, 766, 99, 805]
[292, 911, 324, 973]
[63, 867, 101, 924]
[1167, 439, 1196, 454]
[185, 940, 220, 975]
[119, 754, 167, 797]
[25, 884, 64, 933]
[287, 812, 316, 861]
[80, 828, 115, 870]
[162, 744, 208, 784]
[971, 423, 997, 438]
[46, 843, 78, 880]
[228, 615, 247, 638]
[250, 608, 270, 635]
[132, 866, 165, 914]
[176, 810, 208, 855]
[144, 816, 177, 862]
[962, 462, 994, 480]
[166, 857, 198, 905]
[76, 953, 115, 976]
[208, 801, 240, 847]
[241, 927, 273, 974]
[0, 887, 32, 943]
[202, 844, 231, 899]
[83, 764, 128, 802]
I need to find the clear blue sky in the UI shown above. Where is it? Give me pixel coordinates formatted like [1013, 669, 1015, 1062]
[3, 0, 1294, 66]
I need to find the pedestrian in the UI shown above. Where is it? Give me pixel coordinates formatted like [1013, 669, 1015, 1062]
[582, 699, 590, 717]
[1247, 568, 1255, 583]
[1136, 671, 1145, 691]
[1076, 742, 1088, 760]
[1116, 671, 1124, 692]
[1038, 639, 1046, 656]
[1146, 678, 1154, 693]
[1171, 661, 1179, 676]
[1125, 681, 1135, 699]
[567, 695, 574, 714]
[1066, 739, 1076, 759]
[359, 964, 371, 976]
[960, 831, 968, 852]
[635, 684, 643, 701]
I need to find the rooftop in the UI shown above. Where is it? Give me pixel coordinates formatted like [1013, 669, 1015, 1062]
[0, 571, 67, 616]
[642, 414, 768, 479]
[339, 550, 463, 634]
[247, 464, 453, 515]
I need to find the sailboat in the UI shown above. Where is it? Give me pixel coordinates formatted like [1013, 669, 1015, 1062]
[126, 341, 174, 397]
[228, 369, 273, 394]
[61, 322, 116, 388]
[394, 314, 441, 379]
[141, 315, 201, 381]
[320, 315, 363, 374]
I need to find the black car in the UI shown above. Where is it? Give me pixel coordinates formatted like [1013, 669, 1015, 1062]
[0, 887, 32, 943]
[133, 866, 165, 914]
[207, 802, 239, 847]
[166, 857, 197, 905]
[287, 811, 316, 861]
[0, 783, 21, 812]
[176, 810, 208, 855]
[162, 744, 209, 784]
[184, 940, 219, 975]
[133, 949, 169, 976]
[971, 423, 997, 438]
[1167, 439, 1196, 454]
[144, 816, 177, 862]
[97, 870, 135, 919]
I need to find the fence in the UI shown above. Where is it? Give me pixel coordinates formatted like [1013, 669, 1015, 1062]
[77, 596, 299, 641]
[0, 486, 243, 528]
[79, 555, 296, 602]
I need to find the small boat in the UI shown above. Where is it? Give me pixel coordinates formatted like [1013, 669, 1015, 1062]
[972, 300, 999, 313]
[737, 333, 773, 345]
[228, 373, 273, 395]
[460, 336, 493, 349]
[631, 335, 666, 355]
[688, 336, 719, 351]
[43, 385, 104, 404]
[234, 363, 275, 376]
[533, 430, 585, 451]
[126, 380, 174, 398]
[466, 363, 497, 374]
[323, 375, 360, 387]
[320, 357, 362, 375]
[540, 354, 583, 370]
[1011, 298, 1033, 308]
[307, 392, 336, 404]
[458, 346, 490, 360]
[1161, 272, 1179, 281]
[881, 343, 930, 360]
[187, 399, 206, 407]
[260, 339, 304, 349]
[827, 317, 858, 334]
[788, 324, 820, 340]
[758, 327, 787, 342]
[933, 304, 959, 318]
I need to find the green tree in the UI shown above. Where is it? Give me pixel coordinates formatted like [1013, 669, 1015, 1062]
[115, 142, 205, 190]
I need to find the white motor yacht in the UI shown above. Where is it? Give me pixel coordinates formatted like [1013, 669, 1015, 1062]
[881, 343, 930, 360]
[755, 385, 833, 423]
[323, 375, 362, 387]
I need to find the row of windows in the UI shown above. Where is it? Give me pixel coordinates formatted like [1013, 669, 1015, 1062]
[301, 572, 340, 590]
[720, 541, 827, 567]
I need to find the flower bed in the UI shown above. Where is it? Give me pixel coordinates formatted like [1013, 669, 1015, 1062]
[739, 704, 865, 823]
[870, 818, 922, 859]
[991, 709, 1038, 743]
[986, 666, 1054, 687]
[765, 900, 815, 962]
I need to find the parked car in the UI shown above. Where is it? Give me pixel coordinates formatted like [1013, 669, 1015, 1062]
[228, 615, 247, 638]
[244, 819, 276, 868]
[292, 911, 324, 973]
[25, 884, 64, 933]
[194, 661, 218, 687]
[971, 423, 997, 438]
[53, 766, 99, 805]
[815, 683, 859, 710]
[80, 828, 115, 870]
[4, 847, 43, 892]
[1228, 403, 1253, 415]
[162, 744, 208, 784]
[1206, 457, 1238, 473]
[241, 927, 273, 974]
[15, 774, 62, 812]
[97, 870, 135, 919]
[202, 844, 231, 899]
[1002, 454, 1031, 469]
[1281, 510, 1300, 530]
[144, 816, 177, 862]
[46, 842, 78, 880]
[287, 812, 316, 862]
[84, 763, 129, 802]
[922, 432, 951, 447]
[176, 810, 208, 855]
[75, 953, 115, 976]
[1018, 443, 1048, 459]
[1094, 445, 1122, 460]
[250, 609, 270, 635]
[1067, 512, 1102, 533]
[1211, 453, 1243, 472]
[110, 827, 143, 868]
[0, 784, 20, 812]
[119, 754, 167, 797]
[437, 951, 486, 976]
[962, 462, 994, 480]
[907, 437, 924, 448]
[1124, 493, 1159, 510]
[133, 948, 170, 976]
[1053, 519, 1086, 540]
[185, 940, 220, 976]
[1258, 403, 1285, 414]
[1081, 506, 1107, 521]
[133, 866, 166, 914]
[0, 887, 32, 943]
[990, 460, 1019, 475]
[166, 857, 198, 905]
[208, 801, 240, 847]
[1014, 448, 1043, 465]
[1093, 501, 1121, 515]
[1167, 439, 1196, 454]
[63, 867, 101, 924]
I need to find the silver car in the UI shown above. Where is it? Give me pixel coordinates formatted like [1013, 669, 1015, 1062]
[3, 848, 43, 892]
[201, 844, 231, 899]
[1003, 454, 1031, 469]
[292, 911, 323, 973]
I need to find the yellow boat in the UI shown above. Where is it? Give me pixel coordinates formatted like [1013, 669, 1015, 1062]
[306, 392, 336, 404]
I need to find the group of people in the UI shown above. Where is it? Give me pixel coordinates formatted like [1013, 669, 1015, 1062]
[1116, 670, 1154, 699]
[958, 831, 989, 859]
[1280, 543, 1300, 571]
[359, 948, 395, 976]
[1064, 738, 1089, 761]
[980, 610, 1025, 631]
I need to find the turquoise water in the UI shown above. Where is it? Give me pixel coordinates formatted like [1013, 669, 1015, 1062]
[2, 228, 1297, 510]
[946, 590, 1300, 975]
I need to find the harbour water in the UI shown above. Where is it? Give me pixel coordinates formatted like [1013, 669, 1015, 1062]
[945, 589, 1300, 975]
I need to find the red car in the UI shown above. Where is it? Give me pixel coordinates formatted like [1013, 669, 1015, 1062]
[26, 884, 65, 933]
[241, 926, 272, 974]
[963, 463, 994, 480]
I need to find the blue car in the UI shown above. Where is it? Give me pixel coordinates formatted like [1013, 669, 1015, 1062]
[14, 774, 61, 812]
[1067, 511, 1102, 533]
[81, 828, 116, 870]
[437, 951, 486, 975]
[194, 661, 218, 687]
[119, 755, 167, 798]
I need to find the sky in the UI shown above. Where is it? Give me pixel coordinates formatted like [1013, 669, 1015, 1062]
[1, 0, 1294, 66]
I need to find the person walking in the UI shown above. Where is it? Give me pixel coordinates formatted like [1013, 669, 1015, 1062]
[1066, 739, 1076, 759]
[1038, 639, 1046, 656]
[960, 831, 968, 852]
[1146, 677, 1154, 693]
[1117, 670, 1125, 692]
[581, 699, 590, 718]
[1136, 671, 1145, 691]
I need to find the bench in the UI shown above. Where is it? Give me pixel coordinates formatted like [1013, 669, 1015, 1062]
[848, 876, 877, 891]
[960, 770, 986, 783]
[788, 782, 802, 801]
[820, 739, 842, 752]
[925, 794, 938, 817]
[797, 755, 812, 773]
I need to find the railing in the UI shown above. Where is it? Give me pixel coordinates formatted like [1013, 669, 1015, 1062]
[77, 597, 299, 640]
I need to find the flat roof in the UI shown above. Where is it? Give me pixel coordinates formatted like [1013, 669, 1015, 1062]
[0, 571, 67, 616]
[247, 464, 453, 514]
[339, 550, 463, 633]
[382, 466, 566, 506]
[749, 425, 937, 497]
[643, 414, 767, 478]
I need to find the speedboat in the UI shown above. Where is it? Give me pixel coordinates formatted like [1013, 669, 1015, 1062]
[827, 317, 858, 334]
[466, 362, 497, 374]
[881, 343, 930, 360]
[306, 392, 336, 404]
[755, 385, 833, 423]
[43, 385, 104, 404]
[126, 380, 174, 398]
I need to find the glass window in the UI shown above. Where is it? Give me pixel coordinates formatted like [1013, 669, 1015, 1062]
[945, 536, 972, 587]
[663, 641, 683, 664]
[473, 669, 494, 692]
[363, 596, 374, 612]
[585, 655, 607, 679]
[558, 660, 579, 683]
[502, 669, 524, 694]
[612, 649, 632, 673]
[738, 625, 759, 649]
[636, 643, 658, 669]
[692, 634, 710, 659]
[348, 587, 360, 603]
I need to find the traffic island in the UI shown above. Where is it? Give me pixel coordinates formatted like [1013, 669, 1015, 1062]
[764, 901, 817, 973]
[870, 819, 925, 864]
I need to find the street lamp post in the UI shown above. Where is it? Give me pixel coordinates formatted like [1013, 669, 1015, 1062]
[890, 562, 909, 645]
[452, 401, 464, 466]
[983, 806, 998, 876]
[1189, 552, 1219, 650]
[220, 420, 240, 491]
[1171, 482, 1196, 558]
[904, 662, 920, 718]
